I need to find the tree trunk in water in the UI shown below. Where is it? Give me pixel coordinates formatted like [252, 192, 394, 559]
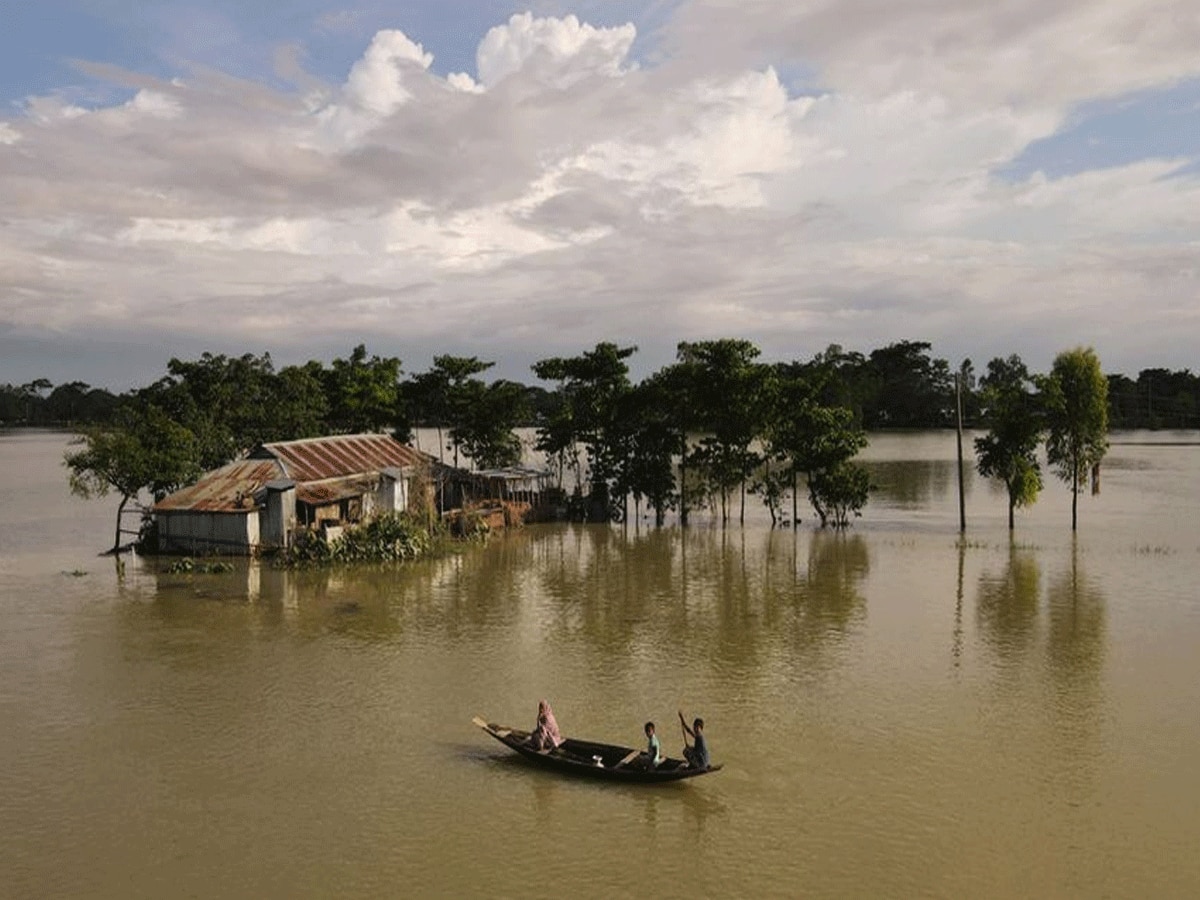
[1071, 481, 1078, 531]
[792, 469, 799, 526]
[679, 437, 689, 527]
[1071, 454, 1079, 531]
[113, 494, 129, 554]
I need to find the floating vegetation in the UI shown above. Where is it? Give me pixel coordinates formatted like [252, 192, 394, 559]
[165, 558, 235, 574]
[62, 569, 88, 577]
[1132, 544, 1174, 556]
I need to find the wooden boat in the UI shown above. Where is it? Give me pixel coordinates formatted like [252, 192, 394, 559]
[473, 716, 722, 783]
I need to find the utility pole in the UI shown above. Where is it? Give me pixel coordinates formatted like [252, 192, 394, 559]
[955, 372, 966, 532]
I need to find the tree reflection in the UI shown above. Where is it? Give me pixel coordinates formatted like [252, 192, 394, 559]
[1045, 540, 1107, 722]
[866, 459, 962, 508]
[796, 530, 870, 635]
[1044, 539, 1107, 805]
[141, 522, 873, 675]
[975, 538, 1042, 664]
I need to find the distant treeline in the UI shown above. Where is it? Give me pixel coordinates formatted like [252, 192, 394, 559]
[4, 341, 1197, 431]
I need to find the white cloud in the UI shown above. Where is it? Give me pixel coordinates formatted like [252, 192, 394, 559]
[1, 3, 1199, 381]
[475, 12, 636, 88]
[344, 29, 433, 115]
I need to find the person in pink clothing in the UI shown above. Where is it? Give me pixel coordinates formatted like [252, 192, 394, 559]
[529, 699, 563, 750]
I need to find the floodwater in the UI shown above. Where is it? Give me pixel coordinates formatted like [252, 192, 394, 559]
[2, 428, 1199, 899]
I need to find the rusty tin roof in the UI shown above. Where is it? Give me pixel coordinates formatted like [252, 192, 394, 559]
[154, 459, 283, 512]
[257, 433, 433, 483]
[156, 434, 435, 513]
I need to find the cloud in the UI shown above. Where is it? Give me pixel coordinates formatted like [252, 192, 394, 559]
[1, 2, 1199, 386]
[474, 12, 637, 88]
[344, 29, 433, 114]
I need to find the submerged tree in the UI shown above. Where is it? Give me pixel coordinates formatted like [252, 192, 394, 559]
[64, 405, 201, 552]
[767, 363, 869, 527]
[974, 354, 1044, 529]
[809, 459, 871, 528]
[532, 342, 636, 520]
[453, 378, 529, 469]
[1043, 347, 1109, 531]
[619, 374, 685, 526]
[675, 339, 767, 525]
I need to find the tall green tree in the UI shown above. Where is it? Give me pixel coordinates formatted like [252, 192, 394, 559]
[675, 339, 767, 525]
[324, 345, 402, 434]
[532, 342, 636, 520]
[764, 362, 868, 527]
[1042, 347, 1109, 531]
[809, 459, 871, 527]
[862, 340, 954, 428]
[453, 379, 529, 469]
[621, 373, 686, 526]
[974, 355, 1044, 529]
[64, 405, 202, 552]
[432, 355, 496, 467]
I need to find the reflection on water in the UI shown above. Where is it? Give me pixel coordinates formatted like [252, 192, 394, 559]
[1045, 543, 1108, 801]
[140, 525, 875, 678]
[976, 538, 1043, 663]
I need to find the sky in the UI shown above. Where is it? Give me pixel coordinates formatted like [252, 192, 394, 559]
[2, 0, 1198, 389]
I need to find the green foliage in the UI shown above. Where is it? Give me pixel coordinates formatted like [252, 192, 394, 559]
[748, 463, 791, 526]
[329, 513, 434, 562]
[277, 513, 435, 567]
[165, 558, 235, 574]
[405, 356, 527, 470]
[809, 461, 871, 528]
[65, 405, 203, 551]
[1107, 368, 1200, 428]
[620, 373, 685, 526]
[532, 342, 637, 514]
[675, 339, 767, 523]
[1043, 347, 1109, 531]
[0, 379, 118, 426]
[974, 354, 1044, 529]
[862, 340, 954, 428]
[324, 344, 403, 434]
[453, 378, 529, 469]
[431, 354, 494, 466]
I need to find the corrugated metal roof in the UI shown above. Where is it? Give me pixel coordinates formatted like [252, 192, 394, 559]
[296, 475, 379, 506]
[154, 459, 283, 512]
[155, 434, 435, 514]
[258, 434, 433, 483]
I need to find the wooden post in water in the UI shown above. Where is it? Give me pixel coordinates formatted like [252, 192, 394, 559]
[955, 372, 966, 532]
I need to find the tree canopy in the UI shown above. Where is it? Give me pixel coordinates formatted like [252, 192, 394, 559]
[1043, 347, 1109, 531]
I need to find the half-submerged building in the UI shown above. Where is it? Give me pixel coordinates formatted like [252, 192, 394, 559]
[153, 433, 438, 555]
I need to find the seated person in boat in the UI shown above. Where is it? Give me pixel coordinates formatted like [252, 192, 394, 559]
[641, 721, 663, 768]
[529, 699, 563, 751]
[679, 712, 710, 769]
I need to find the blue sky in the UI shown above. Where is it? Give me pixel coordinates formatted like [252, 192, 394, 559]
[2, 1, 1198, 389]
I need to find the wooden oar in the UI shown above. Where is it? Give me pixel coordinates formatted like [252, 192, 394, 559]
[472, 716, 512, 738]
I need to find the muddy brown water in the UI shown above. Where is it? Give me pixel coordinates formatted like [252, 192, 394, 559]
[2, 429, 1199, 898]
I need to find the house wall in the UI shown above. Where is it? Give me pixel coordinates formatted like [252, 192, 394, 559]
[375, 471, 410, 515]
[261, 487, 296, 550]
[157, 510, 260, 555]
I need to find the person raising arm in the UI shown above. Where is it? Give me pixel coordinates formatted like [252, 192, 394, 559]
[678, 711, 710, 769]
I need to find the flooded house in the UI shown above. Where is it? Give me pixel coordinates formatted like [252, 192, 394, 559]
[152, 433, 442, 555]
